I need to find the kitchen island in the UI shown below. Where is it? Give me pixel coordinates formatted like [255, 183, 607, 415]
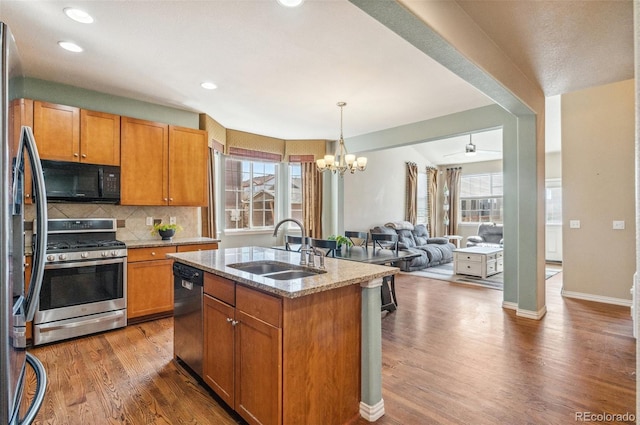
[168, 246, 395, 425]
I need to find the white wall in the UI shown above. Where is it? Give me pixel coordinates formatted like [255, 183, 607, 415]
[343, 145, 433, 233]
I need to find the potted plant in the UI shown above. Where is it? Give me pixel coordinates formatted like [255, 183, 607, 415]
[328, 235, 353, 250]
[151, 223, 183, 240]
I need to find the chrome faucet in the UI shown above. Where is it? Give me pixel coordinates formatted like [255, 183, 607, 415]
[273, 218, 310, 266]
[311, 247, 325, 269]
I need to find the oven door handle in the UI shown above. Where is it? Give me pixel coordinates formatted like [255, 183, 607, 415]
[44, 257, 126, 270]
[19, 126, 48, 323]
[37, 310, 125, 333]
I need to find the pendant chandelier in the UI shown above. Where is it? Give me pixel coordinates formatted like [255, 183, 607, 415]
[316, 102, 367, 176]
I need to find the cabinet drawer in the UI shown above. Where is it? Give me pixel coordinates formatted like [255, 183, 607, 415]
[486, 260, 497, 274]
[236, 285, 282, 328]
[456, 253, 482, 262]
[496, 258, 504, 272]
[128, 246, 177, 262]
[204, 273, 235, 306]
[496, 251, 504, 259]
[456, 261, 482, 275]
[177, 243, 218, 253]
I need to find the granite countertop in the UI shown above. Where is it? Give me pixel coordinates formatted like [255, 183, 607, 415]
[168, 246, 397, 299]
[123, 237, 220, 249]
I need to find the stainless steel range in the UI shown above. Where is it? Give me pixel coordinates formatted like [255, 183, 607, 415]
[33, 218, 127, 345]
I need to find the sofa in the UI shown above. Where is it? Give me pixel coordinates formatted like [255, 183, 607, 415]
[370, 221, 456, 272]
[466, 223, 503, 248]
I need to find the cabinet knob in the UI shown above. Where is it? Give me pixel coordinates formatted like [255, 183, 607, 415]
[151, 252, 156, 256]
[169, 198, 173, 201]
[25, 194, 30, 198]
[81, 154, 87, 158]
[164, 198, 168, 201]
[74, 153, 79, 157]
[231, 320, 239, 326]
[24, 263, 30, 268]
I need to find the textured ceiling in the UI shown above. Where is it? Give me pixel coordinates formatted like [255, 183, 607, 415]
[457, 0, 634, 96]
[1, 0, 633, 163]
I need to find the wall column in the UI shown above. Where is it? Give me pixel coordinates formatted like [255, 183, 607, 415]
[359, 278, 385, 421]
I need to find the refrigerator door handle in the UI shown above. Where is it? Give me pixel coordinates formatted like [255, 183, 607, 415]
[16, 353, 47, 425]
[19, 126, 48, 322]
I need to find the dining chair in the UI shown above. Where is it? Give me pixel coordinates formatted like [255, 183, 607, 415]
[345, 231, 369, 248]
[370, 232, 399, 256]
[285, 235, 305, 251]
[308, 238, 338, 258]
[369, 232, 400, 311]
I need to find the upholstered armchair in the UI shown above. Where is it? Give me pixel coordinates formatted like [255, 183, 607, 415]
[466, 223, 504, 248]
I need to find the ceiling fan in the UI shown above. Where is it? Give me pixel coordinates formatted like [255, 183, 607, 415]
[444, 134, 501, 158]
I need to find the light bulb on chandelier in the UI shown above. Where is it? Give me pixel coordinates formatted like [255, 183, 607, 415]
[316, 102, 367, 176]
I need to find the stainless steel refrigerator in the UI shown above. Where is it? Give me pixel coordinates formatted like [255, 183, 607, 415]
[1, 22, 48, 425]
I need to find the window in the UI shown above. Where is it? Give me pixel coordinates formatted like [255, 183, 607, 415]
[224, 157, 278, 230]
[289, 163, 302, 221]
[416, 171, 427, 224]
[545, 179, 562, 224]
[460, 173, 503, 223]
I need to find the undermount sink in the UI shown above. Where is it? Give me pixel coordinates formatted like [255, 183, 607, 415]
[228, 262, 293, 275]
[227, 261, 326, 280]
[264, 270, 321, 280]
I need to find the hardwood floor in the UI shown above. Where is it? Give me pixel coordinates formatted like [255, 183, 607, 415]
[24, 271, 635, 425]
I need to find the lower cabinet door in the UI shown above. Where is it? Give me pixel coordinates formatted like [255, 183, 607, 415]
[203, 295, 235, 407]
[235, 310, 282, 425]
[127, 259, 174, 319]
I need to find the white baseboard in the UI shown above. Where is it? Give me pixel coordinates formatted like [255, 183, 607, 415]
[517, 305, 547, 320]
[503, 302, 548, 319]
[360, 399, 385, 422]
[502, 301, 517, 310]
[561, 289, 632, 307]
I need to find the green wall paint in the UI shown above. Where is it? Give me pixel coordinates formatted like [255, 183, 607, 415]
[20, 77, 199, 128]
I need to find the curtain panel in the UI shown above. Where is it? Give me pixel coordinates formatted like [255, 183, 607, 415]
[445, 167, 462, 236]
[302, 162, 323, 239]
[405, 162, 418, 224]
[426, 166, 438, 236]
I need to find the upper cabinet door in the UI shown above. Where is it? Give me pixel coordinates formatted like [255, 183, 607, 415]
[9, 99, 34, 203]
[33, 101, 80, 162]
[168, 125, 208, 206]
[80, 110, 121, 165]
[120, 117, 169, 205]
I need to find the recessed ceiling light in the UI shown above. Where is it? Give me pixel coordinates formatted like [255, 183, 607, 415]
[58, 41, 83, 53]
[201, 82, 217, 90]
[63, 8, 94, 24]
[277, 0, 304, 7]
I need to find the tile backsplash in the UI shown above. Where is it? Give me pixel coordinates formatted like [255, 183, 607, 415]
[25, 203, 201, 242]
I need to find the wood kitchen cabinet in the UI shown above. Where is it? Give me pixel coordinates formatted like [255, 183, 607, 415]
[33, 100, 121, 165]
[9, 98, 34, 203]
[168, 125, 208, 206]
[127, 242, 218, 324]
[79, 109, 121, 165]
[127, 246, 176, 322]
[120, 117, 208, 206]
[203, 275, 282, 425]
[201, 271, 361, 425]
[33, 101, 80, 162]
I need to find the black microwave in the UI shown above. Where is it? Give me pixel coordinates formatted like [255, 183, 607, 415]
[41, 160, 120, 203]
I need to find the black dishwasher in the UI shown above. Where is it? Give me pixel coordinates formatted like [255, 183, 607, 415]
[173, 263, 204, 378]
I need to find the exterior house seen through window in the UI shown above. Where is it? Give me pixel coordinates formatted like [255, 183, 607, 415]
[417, 171, 427, 225]
[224, 157, 278, 230]
[460, 172, 503, 224]
[289, 163, 302, 222]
